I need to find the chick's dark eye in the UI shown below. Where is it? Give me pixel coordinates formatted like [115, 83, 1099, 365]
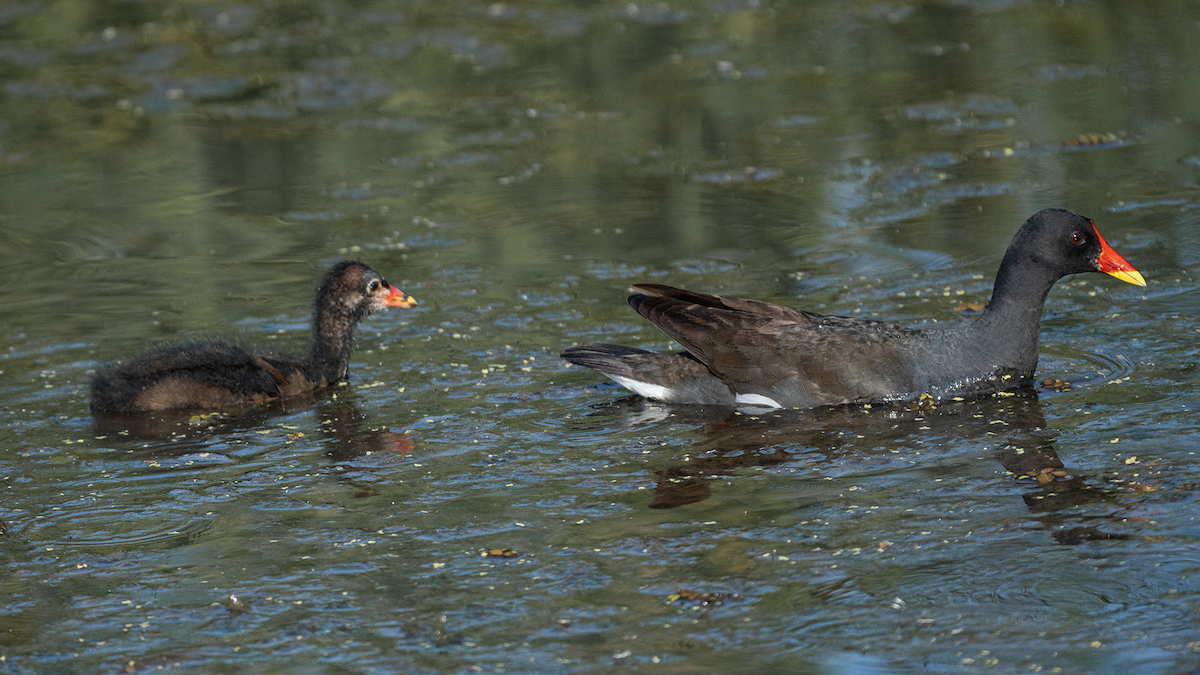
[1069, 231, 1085, 245]
[368, 280, 380, 291]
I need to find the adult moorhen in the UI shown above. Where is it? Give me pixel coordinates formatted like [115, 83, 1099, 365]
[91, 260, 417, 412]
[561, 209, 1145, 409]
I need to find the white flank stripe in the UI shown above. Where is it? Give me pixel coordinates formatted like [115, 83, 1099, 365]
[734, 393, 783, 409]
[609, 375, 672, 401]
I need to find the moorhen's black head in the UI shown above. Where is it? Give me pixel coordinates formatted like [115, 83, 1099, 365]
[1006, 208, 1145, 286]
[316, 260, 417, 319]
[307, 260, 417, 384]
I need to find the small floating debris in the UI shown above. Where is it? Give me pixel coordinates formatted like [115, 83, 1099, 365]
[1020, 467, 1070, 486]
[1040, 377, 1071, 392]
[482, 548, 520, 558]
[226, 593, 249, 615]
[953, 301, 987, 314]
[668, 589, 742, 606]
[187, 412, 228, 424]
[1062, 133, 1124, 150]
[909, 393, 936, 412]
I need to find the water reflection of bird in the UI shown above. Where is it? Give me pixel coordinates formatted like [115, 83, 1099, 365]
[584, 393, 1129, 543]
[319, 399, 415, 464]
[620, 391, 1064, 508]
[563, 209, 1145, 409]
[90, 387, 417, 464]
[91, 261, 416, 413]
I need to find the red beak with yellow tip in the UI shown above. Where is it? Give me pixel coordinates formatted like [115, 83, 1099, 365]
[384, 284, 418, 308]
[1093, 225, 1146, 287]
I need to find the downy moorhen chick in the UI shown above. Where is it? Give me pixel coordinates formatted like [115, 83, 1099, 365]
[91, 260, 417, 412]
[562, 209, 1145, 409]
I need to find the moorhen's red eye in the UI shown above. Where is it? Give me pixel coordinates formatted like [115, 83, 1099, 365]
[1070, 231, 1085, 245]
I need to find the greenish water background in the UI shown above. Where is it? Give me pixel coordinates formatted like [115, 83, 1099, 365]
[1, 0, 1199, 672]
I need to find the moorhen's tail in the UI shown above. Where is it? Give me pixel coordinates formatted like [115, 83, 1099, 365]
[561, 343, 734, 405]
[561, 343, 652, 376]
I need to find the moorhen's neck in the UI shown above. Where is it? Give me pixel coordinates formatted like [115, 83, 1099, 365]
[968, 245, 1064, 363]
[305, 301, 362, 385]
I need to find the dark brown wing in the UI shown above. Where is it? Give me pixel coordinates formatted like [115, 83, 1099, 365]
[628, 285, 926, 407]
[632, 284, 814, 323]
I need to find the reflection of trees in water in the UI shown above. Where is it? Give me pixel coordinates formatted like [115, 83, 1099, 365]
[579, 390, 1130, 544]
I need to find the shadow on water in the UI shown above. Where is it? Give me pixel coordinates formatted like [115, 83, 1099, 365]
[575, 388, 1132, 544]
